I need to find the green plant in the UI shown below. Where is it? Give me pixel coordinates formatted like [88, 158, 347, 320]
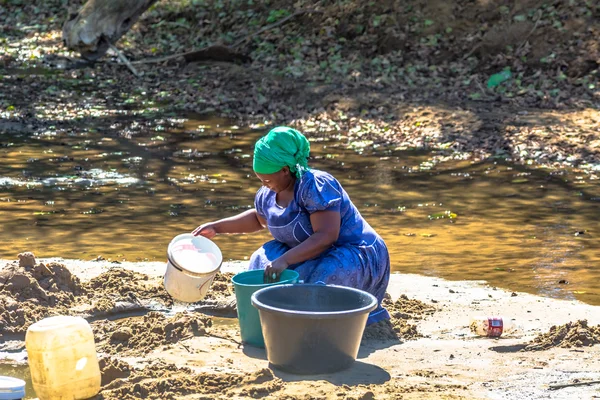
[266, 9, 290, 23]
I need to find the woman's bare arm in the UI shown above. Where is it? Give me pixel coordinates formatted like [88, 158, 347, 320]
[279, 210, 340, 265]
[193, 208, 265, 238]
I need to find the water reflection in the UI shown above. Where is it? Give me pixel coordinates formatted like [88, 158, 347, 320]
[0, 116, 599, 305]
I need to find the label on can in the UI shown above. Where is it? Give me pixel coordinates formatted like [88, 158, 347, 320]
[487, 317, 504, 337]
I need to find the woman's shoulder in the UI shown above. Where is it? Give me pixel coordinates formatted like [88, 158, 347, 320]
[296, 169, 344, 208]
[300, 169, 339, 187]
[255, 185, 272, 203]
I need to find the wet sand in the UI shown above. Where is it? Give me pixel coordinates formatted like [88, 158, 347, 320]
[1, 255, 600, 399]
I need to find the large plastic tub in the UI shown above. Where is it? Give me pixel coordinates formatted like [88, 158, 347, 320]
[231, 270, 299, 348]
[251, 284, 377, 374]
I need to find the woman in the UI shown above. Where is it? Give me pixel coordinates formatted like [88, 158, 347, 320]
[192, 126, 390, 324]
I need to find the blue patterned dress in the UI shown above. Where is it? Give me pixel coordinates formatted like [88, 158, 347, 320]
[248, 169, 390, 325]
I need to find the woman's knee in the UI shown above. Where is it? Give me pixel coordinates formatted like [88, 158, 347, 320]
[248, 240, 288, 270]
[248, 248, 266, 270]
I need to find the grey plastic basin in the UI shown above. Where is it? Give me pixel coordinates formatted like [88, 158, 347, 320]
[251, 284, 377, 374]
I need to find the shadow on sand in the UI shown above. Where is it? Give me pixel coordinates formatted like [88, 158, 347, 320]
[242, 344, 268, 361]
[242, 335, 402, 361]
[270, 360, 391, 386]
[241, 339, 394, 386]
[358, 337, 402, 358]
[489, 344, 528, 353]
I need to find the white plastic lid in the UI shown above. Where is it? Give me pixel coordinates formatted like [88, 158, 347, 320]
[0, 376, 26, 400]
[168, 234, 222, 275]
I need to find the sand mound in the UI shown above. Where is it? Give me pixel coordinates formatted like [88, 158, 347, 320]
[386, 294, 436, 320]
[363, 294, 436, 341]
[99, 357, 132, 386]
[1, 255, 84, 305]
[525, 320, 600, 351]
[85, 268, 172, 306]
[204, 272, 234, 300]
[0, 253, 236, 337]
[0, 253, 86, 335]
[0, 253, 174, 336]
[99, 360, 282, 400]
[0, 298, 56, 336]
[93, 311, 212, 355]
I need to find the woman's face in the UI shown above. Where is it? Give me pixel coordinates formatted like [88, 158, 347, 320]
[255, 167, 294, 193]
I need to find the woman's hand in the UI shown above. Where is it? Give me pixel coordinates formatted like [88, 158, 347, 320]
[264, 257, 289, 283]
[192, 223, 218, 238]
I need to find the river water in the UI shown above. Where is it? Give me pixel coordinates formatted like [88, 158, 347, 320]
[1, 116, 599, 305]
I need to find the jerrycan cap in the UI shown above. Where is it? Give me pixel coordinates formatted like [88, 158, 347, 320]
[0, 376, 26, 400]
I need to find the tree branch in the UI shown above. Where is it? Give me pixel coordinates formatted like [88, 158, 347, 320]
[106, 39, 142, 77]
[131, 8, 322, 65]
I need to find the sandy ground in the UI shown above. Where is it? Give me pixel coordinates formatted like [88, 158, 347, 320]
[2, 257, 600, 399]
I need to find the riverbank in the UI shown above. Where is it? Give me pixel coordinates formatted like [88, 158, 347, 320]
[2, 257, 600, 399]
[1, 1, 599, 174]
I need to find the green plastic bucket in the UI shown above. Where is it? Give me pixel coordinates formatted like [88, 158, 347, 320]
[232, 269, 299, 347]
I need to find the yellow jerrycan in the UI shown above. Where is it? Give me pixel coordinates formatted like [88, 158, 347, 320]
[25, 316, 101, 400]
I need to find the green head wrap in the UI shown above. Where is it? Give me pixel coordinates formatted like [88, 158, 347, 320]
[253, 126, 310, 178]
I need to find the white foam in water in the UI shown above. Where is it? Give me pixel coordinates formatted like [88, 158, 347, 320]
[0, 169, 141, 188]
[167, 301, 192, 316]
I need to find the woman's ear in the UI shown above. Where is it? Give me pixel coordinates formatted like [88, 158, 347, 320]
[282, 166, 290, 175]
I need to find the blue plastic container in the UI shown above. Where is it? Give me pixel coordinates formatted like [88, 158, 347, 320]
[0, 376, 26, 400]
[231, 269, 299, 348]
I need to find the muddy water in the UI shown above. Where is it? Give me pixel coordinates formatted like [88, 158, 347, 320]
[1, 117, 599, 305]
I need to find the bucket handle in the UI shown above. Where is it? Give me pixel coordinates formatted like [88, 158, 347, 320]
[168, 255, 185, 273]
